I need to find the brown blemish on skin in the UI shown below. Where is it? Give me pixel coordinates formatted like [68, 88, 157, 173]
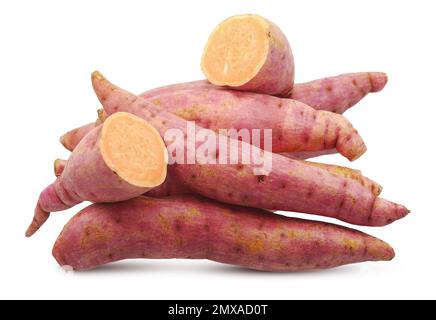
[281, 183, 286, 189]
[280, 232, 286, 239]
[352, 79, 357, 86]
[326, 86, 332, 92]
[278, 102, 283, 109]
[300, 110, 304, 117]
[306, 189, 314, 198]
[367, 72, 374, 91]
[257, 175, 266, 183]
[204, 224, 210, 231]
[191, 174, 196, 179]
[339, 199, 345, 208]
[175, 223, 182, 232]
[237, 164, 244, 171]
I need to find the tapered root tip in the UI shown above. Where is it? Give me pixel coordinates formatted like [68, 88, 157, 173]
[59, 134, 73, 152]
[367, 238, 396, 262]
[369, 198, 410, 226]
[25, 204, 50, 237]
[92, 71, 104, 81]
[370, 72, 388, 92]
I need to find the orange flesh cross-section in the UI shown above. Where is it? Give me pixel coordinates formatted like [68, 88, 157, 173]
[100, 112, 167, 188]
[201, 15, 270, 86]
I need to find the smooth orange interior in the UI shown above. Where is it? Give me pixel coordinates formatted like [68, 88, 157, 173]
[100, 112, 167, 188]
[201, 14, 270, 86]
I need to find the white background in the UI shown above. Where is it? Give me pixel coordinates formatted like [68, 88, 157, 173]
[0, 0, 434, 299]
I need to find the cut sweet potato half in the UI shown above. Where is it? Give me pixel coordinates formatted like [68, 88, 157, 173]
[100, 112, 167, 188]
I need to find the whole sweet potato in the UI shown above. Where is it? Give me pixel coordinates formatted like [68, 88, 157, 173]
[54, 158, 381, 197]
[53, 196, 395, 271]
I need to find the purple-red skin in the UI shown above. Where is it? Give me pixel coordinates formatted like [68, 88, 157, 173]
[146, 87, 366, 161]
[61, 87, 366, 160]
[26, 124, 151, 237]
[291, 72, 388, 114]
[140, 71, 388, 113]
[59, 121, 101, 152]
[91, 72, 409, 226]
[52, 196, 395, 272]
[54, 156, 381, 198]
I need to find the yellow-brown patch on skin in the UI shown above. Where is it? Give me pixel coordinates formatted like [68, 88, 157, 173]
[286, 229, 313, 240]
[199, 167, 218, 178]
[151, 99, 161, 106]
[186, 207, 202, 217]
[80, 223, 112, 249]
[138, 197, 158, 206]
[366, 242, 389, 260]
[158, 213, 171, 231]
[174, 105, 205, 121]
[342, 238, 361, 251]
[246, 236, 265, 253]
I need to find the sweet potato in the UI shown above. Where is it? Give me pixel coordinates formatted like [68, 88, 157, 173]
[291, 72, 388, 114]
[141, 71, 387, 113]
[148, 88, 366, 161]
[52, 196, 395, 271]
[54, 158, 381, 197]
[63, 87, 367, 161]
[201, 14, 294, 96]
[26, 112, 168, 237]
[59, 109, 106, 151]
[91, 71, 408, 226]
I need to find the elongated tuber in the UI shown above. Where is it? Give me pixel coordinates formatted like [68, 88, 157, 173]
[53, 196, 395, 271]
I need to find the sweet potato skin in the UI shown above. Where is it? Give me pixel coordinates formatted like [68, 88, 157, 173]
[148, 87, 366, 161]
[62, 87, 366, 160]
[54, 157, 381, 198]
[291, 72, 388, 114]
[52, 196, 395, 271]
[91, 72, 408, 226]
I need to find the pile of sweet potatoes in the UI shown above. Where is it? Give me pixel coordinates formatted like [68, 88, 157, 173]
[29, 14, 408, 272]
